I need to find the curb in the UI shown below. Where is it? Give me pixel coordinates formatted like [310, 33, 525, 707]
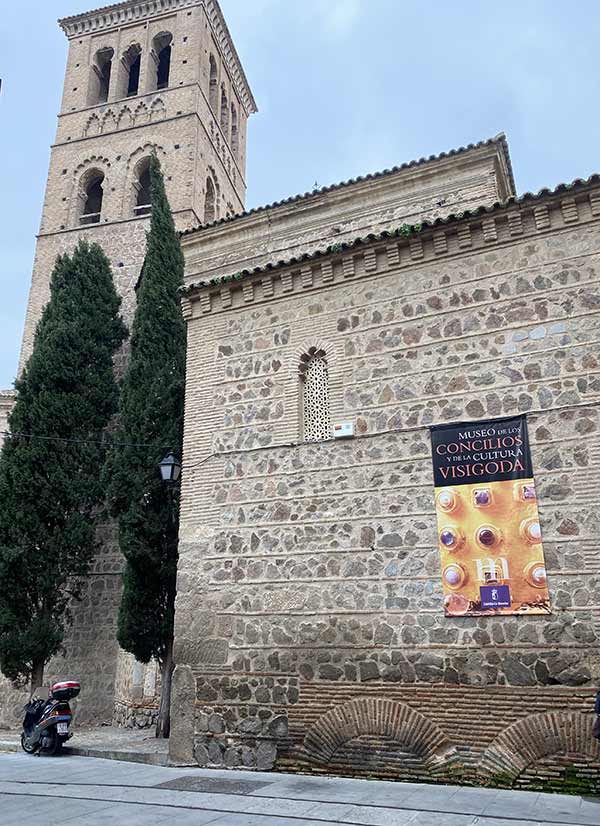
[64, 746, 169, 766]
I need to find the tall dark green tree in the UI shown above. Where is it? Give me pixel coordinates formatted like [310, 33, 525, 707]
[106, 154, 186, 738]
[0, 241, 127, 690]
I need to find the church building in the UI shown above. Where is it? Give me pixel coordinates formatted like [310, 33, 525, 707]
[2, 0, 600, 791]
[172, 138, 600, 785]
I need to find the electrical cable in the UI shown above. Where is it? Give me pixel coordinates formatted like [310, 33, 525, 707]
[1, 401, 578, 472]
[0, 431, 173, 450]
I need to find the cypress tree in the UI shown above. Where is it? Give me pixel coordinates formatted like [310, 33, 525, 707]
[106, 154, 185, 738]
[0, 241, 127, 689]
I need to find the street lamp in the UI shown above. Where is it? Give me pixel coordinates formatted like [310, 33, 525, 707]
[159, 452, 181, 485]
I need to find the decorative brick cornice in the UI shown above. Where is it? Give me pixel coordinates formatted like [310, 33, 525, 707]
[58, 0, 257, 115]
[60, 0, 196, 37]
[181, 181, 600, 318]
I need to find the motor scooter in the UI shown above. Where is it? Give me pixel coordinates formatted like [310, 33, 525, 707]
[21, 680, 80, 755]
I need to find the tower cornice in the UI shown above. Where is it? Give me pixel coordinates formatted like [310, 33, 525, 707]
[58, 0, 257, 115]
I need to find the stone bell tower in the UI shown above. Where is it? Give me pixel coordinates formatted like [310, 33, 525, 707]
[1, 0, 256, 726]
[19, 0, 256, 372]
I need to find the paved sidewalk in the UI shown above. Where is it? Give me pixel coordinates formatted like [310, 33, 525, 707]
[0, 726, 170, 764]
[1, 752, 598, 826]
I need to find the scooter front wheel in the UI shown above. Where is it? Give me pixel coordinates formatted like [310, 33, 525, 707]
[20, 732, 37, 754]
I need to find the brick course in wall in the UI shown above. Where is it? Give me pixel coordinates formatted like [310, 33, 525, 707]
[172, 158, 600, 790]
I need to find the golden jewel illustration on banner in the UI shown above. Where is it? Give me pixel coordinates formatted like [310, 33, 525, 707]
[430, 415, 551, 617]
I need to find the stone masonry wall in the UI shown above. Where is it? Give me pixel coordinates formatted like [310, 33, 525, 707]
[113, 654, 160, 729]
[0, 394, 15, 441]
[0, 520, 123, 728]
[172, 185, 600, 789]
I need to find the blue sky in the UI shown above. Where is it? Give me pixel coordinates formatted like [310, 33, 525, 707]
[1, 0, 600, 389]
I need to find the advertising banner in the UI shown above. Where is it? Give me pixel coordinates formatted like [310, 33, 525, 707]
[430, 415, 551, 617]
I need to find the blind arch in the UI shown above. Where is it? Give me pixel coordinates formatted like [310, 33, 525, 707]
[209, 55, 218, 111]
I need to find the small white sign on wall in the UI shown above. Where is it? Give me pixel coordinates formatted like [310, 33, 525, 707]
[333, 422, 354, 439]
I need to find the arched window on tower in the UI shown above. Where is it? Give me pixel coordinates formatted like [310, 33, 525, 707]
[117, 44, 142, 99]
[133, 158, 152, 216]
[127, 47, 141, 96]
[89, 48, 114, 105]
[220, 86, 229, 136]
[300, 349, 331, 442]
[230, 104, 238, 156]
[204, 176, 216, 224]
[152, 32, 172, 91]
[209, 55, 218, 112]
[79, 170, 105, 225]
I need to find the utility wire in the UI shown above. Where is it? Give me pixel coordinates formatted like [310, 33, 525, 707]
[0, 424, 427, 473]
[0, 403, 567, 472]
[183, 423, 432, 471]
[1, 431, 172, 450]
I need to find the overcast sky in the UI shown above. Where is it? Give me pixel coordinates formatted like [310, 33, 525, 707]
[1, 0, 599, 388]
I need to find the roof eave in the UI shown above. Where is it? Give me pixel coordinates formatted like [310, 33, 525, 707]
[181, 173, 600, 296]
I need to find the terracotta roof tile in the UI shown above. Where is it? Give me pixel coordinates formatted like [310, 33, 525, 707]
[181, 172, 600, 294]
[182, 133, 515, 237]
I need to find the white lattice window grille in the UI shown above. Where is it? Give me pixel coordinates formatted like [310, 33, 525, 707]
[302, 356, 331, 441]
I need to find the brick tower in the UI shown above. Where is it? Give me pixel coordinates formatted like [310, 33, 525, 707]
[1, 0, 256, 727]
[19, 0, 256, 371]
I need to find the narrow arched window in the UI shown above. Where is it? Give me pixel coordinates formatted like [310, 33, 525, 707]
[153, 32, 172, 90]
[89, 48, 113, 105]
[134, 158, 152, 216]
[117, 44, 142, 99]
[209, 55, 218, 112]
[204, 177, 216, 223]
[220, 86, 229, 136]
[301, 351, 331, 442]
[128, 49, 141, 96]
[79, 170, 105, 225]
[230, 104, 238, 156]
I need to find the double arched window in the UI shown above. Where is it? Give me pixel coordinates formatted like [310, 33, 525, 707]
[300, 349, 331, 442]
[78, 169, 105, 225]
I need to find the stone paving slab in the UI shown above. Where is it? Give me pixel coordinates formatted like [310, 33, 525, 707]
[0, 752, 598, 825]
